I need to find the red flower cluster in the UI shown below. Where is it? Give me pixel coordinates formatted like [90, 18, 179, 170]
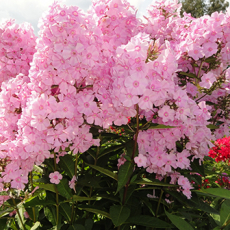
[209, 136, 230, 162]
[215, 176, 230, 189]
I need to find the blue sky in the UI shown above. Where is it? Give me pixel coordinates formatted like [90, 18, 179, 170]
[0, 0, 153, 35]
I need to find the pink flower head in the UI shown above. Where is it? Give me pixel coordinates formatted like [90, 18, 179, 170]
[49, 171, 62, 184]
[158, 105, 175, 122]
[200, 72, 216, 89]
[134, 154, 147, 168]
[69, 175, 77, 192]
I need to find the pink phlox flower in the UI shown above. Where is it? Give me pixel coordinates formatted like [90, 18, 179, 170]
[69, 175, 77, 192]
[30, 115, 50, 131]
[164, 153, 177, 173]
[49, 171, 62, 184]
[176, 150, 190, 169]
[195, 101, 212, 120]
[202, 42, 218, 57]
[187, 43, 204, 60]
[47, 123, 66, 147]
[57, 101, 75, 119]
[134, 153, 147, 168]
[10, 169, 28, 190]
[138, 89, 155, 111]
[124, 75, 148, 95]
[200, 72, 216, 89]
[158, 105, 175, 122]
[77, 94, 97, 116]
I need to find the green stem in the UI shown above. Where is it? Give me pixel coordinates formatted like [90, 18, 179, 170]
[74, 154, 79, 178]
[155, 189, 164, 218]
[122, 105, 139, 205]
[30, 172, 36, 223]
[53, 152, 59, 228]
[71, 154, 79, 224]
[55, 185, 59, 229]
[196, 59, 204, 87]
[155, 177, 167, 218]
[13, 199, 26, 230]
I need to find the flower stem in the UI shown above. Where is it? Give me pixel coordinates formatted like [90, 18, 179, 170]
[13, 199, 26, 230]
[122, 105, 139, 205]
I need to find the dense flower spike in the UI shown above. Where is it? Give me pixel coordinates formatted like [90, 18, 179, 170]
[0, 0, 230, 201]
[0, 20, 36, 88]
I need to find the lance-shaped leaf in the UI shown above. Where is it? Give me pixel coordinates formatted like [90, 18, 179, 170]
[72, 195, 98, 202]
[56, 178, 73, 199]
[35, 183, 56, 193]
[199, 188, 230, 200]
[207, 124, 219, 130]
[116, 161, 134, 193]
[165, 211, 194, 230]
[134, 178, 178, 187]
[86, 163, 118, 181]
[110, 205, 130, 227]
[179, 71, 197, 78]
[98, 143, 126, 159]
[59, 154, 75, 178]
[143, 123, 176, 130]
[78, 205, 110, 219]
[126, 215, 173, 228]
[220, 200, 230, 227]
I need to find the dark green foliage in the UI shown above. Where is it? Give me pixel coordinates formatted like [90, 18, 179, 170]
[180, 0, 229, 18]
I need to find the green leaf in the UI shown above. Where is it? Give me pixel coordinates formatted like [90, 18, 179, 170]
[56, 178, 73, 199]
[68, 224, 85, 230]
[60, 203, 72, 221]
[110, 205, 130, 227]
[0, 206, 14, 218]
[26, 206, 40, 223]
[0, 218, 7, 229]
[72, 195, 98, 202]
[85, 219, 94, 230]
[190, 159, 205, 176]
[15, 205, 26, 230]
[180, 71, 197, 78]
[220, 200, 230, 226]
[148, 124, 176, 129]
[77, 175, 102, 188]
[98, 194, 120, 203]
[86, 148, 96, 160]
[58, 154, 75, 178]
[134, 178, 178, 187]
[116, 161, 134, 193]
[165, 211, 194, 230]
[86, 163, 118, 181]
[31, 221, 41, 230]
[24, 196, 56, 207]
[78, 205, 110, 219]
[35, 183, 56, 193]
[126, 215, 172, 228]
[167, 190, 219, 214]
[98, 143, 126, 159]
[44, 206, 56, 226]
[199, 188, 230, 199]
[125, 140, 135, 158]
[207, 124, 219, 130]
[205, 57, 216, 63]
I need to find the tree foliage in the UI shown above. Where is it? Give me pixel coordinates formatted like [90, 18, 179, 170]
[180, 0, 229, 18]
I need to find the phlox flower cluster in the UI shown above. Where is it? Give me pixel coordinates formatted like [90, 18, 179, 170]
[0, 0, 230, 200]
[0, 19, 36, 88]
[209, 136, 230, 162]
